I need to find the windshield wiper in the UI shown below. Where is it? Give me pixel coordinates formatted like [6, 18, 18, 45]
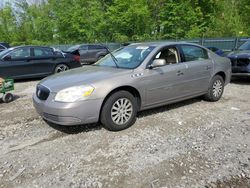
[99, 43, 119, 68]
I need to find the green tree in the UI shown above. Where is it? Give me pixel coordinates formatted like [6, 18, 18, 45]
[0, 4, 18, 43]
[105, 0, 152, 42]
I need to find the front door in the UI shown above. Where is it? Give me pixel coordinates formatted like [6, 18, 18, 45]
[0, 47, 32, 79]
[143, 46, 188, 106]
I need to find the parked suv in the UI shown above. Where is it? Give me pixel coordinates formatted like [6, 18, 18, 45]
[0, 42, 10, 52]
[66, 44, 109, 64]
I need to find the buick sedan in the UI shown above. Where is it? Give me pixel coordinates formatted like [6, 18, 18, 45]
[33, 42, 231, 131]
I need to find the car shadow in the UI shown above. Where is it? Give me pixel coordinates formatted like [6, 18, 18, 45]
[14, 78, 42, 83]
[46, 120, 102, 134]
[45, 97, 202, 134]
[231, 77, 250, 85]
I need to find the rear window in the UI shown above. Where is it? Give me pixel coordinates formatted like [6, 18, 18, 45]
[34, 48, 54, 57]
[88, 45, 105, 50]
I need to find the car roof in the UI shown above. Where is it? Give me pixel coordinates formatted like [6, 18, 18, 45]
[14, 45, 52, 48]
[8, 45, 53, 50]
[128, 41, 205, 48]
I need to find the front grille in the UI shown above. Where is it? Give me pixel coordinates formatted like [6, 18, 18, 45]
[230, 58, 250, 67]
[36, 85, 50, 100]
[237, 58, 250, 67]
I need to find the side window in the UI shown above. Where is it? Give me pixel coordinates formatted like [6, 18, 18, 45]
[88, 45, 103, 50]
[154, 47, 179, 65]
[95, 45, 104, 50]
[8, 48, 30, 59]
[80, 45, 88, 50]
[181, 45, 208, 62]
[34, 48, 54, 57]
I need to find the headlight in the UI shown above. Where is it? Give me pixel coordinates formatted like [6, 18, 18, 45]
[55, 85, 94, 102]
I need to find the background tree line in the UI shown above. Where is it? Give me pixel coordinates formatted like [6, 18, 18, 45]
[0, 0, 249, 45]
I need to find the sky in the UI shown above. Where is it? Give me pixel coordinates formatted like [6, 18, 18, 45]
[0, 0, 41, 7]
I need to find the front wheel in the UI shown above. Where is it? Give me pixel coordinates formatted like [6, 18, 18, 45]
[101, 91, 138, 131]
[54, 64, 69, 74]
[204, 75, 224, 101]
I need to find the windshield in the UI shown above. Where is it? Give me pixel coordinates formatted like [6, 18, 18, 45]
[94, 45, 155, 69]
[238, 41, 250, 50]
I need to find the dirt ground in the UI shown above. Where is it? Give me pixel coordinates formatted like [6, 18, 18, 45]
[0, 78, 249, 188]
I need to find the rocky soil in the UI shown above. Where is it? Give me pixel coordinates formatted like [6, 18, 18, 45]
[0, 78, 249, 188]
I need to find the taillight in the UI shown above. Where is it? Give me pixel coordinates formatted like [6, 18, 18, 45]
[73, 55, 80, 63]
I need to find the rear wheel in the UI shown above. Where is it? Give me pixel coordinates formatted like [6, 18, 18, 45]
[54, 64, 69, 73]
[2, 93, 14, 103]
[204, 75, 224, 101]
[101, 91, 138, 131]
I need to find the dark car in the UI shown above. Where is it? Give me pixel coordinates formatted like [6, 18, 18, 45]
[0, 42, 10, 52]
[207, 47, 225, 56]
[66, 44, 109, 64]
[227, 40, 250, 77]
[0, 46, 81, 79]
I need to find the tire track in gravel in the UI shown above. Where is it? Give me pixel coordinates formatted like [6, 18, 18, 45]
[2, 131, 69, 155]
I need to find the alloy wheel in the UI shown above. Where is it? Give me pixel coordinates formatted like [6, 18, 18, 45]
[111, 98, 133, 125]
[212, 80, 223, 98]
[55, 64, 69, 73]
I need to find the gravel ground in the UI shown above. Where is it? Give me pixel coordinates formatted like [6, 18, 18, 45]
[0, 78, 249, 188]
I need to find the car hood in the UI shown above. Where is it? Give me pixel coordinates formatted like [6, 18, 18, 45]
[227, 50, 250, 58]
[39, 66, 133, 92]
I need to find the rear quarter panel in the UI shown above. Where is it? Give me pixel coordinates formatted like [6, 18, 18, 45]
[210, 52, 231, 85]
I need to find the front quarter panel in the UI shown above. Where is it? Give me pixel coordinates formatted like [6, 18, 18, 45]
[89, 70, 146, 108]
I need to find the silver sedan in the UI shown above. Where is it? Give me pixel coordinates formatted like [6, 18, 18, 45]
[33, 42, 231, 131]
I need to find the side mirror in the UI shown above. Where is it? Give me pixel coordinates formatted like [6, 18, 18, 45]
[3, 55, 11, 61]
[149, 59, 166, 69]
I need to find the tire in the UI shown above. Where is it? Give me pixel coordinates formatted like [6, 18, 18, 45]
[54, 64, 69, 74]
[101, 91, 138, 131]
[204, 75, 224, 102]
[2, 93, 14, 103]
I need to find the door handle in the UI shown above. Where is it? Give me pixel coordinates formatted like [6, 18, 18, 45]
[177, 70, 184, 76]
[206, 65, 212, 70]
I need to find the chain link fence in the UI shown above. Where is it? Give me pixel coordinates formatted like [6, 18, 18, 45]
[50, 37, 249, 52]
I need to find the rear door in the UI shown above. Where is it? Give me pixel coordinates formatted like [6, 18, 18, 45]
[78, 45, 88, 63]
[87, 45, 102, 62]
[0, 47, 32, 79]
[178, 44, 213, 95]
[30, 47, 56, 75]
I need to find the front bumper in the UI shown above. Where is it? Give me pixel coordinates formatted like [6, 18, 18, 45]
[33, 93, 103, 126]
